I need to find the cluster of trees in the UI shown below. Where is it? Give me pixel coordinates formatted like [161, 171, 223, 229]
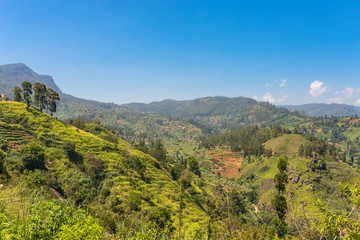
[13, 81, 60, 114]
[202, 125, 292, 159]
[298, 134, 344, 165]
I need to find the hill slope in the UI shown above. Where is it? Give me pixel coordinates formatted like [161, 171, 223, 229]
[0, 101, 209, 238]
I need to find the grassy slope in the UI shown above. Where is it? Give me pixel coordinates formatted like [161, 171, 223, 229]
[239, 134, 360, 219]
[264, 134, 310, 155]
[0, 101, 207, 235]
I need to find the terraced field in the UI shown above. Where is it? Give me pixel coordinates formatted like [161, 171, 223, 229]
[0, 126, 34, 150]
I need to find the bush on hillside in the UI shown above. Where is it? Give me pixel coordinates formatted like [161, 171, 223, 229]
[146, 206, 172, 229]
[20, 142, 46, 170]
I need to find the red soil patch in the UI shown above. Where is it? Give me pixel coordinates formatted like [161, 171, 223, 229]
[209, 150, 243, 178]
[350, 119, 360, 125]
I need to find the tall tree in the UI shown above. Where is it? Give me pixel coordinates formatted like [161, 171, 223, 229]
[33, 82, 47, 112]
[21, 81, 33, 110]
[45, 88, 60, 116]
[298, 144, 304, 157]
[148, 139, 167, 163]
[13, 86, 22, 102]
[178, 176, 188, 237]
[271, 156, 288, 238]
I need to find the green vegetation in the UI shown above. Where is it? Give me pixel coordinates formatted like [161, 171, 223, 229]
[0, 101, 266, 239]
[13, 81, 60, 115]
[1, 84, 360, 239]
[271, 156, 288, 238]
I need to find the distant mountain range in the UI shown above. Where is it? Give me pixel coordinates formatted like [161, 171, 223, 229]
[122, 96, 296, 130]
[282, 103, 360, 117]
[1, 63, 359, 123]
[124, 96, 260, 117]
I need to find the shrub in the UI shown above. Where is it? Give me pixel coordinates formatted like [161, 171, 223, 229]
[86, 156, 105, 181]
[127, 191, 142, 212]
[20, 142, 45, 170]
[58, 169, 97, 205]
[146, 207, 172, 229]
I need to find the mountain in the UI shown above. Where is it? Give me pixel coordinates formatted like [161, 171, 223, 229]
[0, 63, 122, 114]
[123, 96, 303, 131]
[125, 96, 258, 117]
[282, 103, 360, 117]
[0, 63, 62, 95]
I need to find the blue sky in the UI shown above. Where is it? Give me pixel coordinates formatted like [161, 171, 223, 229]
[0, 0, 359, 105]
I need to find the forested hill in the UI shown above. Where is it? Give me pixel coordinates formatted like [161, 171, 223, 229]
[123, 96, 301, 130]
[124, 96, 257, 117]
[282, 103, 360, 117]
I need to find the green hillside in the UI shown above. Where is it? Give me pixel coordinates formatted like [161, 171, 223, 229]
[199, 125, 360, 238]
[264, 134, 310, 155]
[0, 101, 210, 239]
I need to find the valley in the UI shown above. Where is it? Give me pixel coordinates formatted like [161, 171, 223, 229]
[1, 64, 360, 239]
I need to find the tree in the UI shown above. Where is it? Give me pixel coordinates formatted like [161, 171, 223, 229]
[148, 139, 167, 163]
[13, 86, 22, 102]
[187, 156, 201, 177]
[21, 81, 33, 110]
[271, 156, 288, 238]
[178, 176, 189, 237]
[45, 88, 60, 116]
[33, 82, 47, 112]
[298, 144, 304, 157]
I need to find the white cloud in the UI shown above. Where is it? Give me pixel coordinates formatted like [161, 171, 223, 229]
[261, 93, 287, 103]
[277, 95, 288, 103]
[342, 87, 360, 99]
[262, 92, 275, 103]
[279, 79, 287, 87]
[328, 96, 344, 104]
[252, 95, 259, 101]
[309, 80, 328, 97]
[265, 83, 271, 88]
[329, 87, 360, 104]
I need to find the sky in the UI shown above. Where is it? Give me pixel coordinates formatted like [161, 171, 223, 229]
[0, 0, 359, 105]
